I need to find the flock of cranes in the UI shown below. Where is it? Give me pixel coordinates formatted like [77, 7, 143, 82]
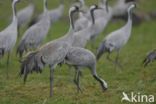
[0, 0, 155, 97]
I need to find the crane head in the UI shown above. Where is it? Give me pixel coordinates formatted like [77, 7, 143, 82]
[130, 3, 136, 8]
[128, 3, 136, 12]
[13, 0, 20, 3]
[69, 5, 80, 14]
[90, 5, 101, 10]
[105, 0, 109, 13]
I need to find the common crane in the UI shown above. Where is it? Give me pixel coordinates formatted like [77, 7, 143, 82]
[65, 47, 108, 92]
[17, 0, 51, 57]
[0, 0, 20, 78]
[96, 4, 136, 69]
[20, 5, 80, 97]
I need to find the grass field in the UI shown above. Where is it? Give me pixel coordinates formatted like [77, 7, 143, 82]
[0, 0, 156, 104]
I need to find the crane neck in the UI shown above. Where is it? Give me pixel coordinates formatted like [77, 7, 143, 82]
[69, 10, 75, 32]
[90, 9, 95, 25]
[123, 7, 133, 38]
[61, 10, 75, 43]
[126, 8, 132, 27]
[128, 8, 132, 20]
[12, 1, 17, 22]
[44, 0, 48, 12]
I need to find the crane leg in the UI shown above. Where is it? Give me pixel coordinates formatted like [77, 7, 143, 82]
[143, 58, 150, 67]
[49, 65, 54, 97]
[77, 69, 82, 93]
[106, 53, 114, 63]
[144, 60, 150, 67]
[114, 51, 123, 70]
[90, 65, 107, 91]
[6, 52, 10, 79]
[107, 52, 123, 70]
[73, 67, 82, 93]
[17, 25, 20, 37]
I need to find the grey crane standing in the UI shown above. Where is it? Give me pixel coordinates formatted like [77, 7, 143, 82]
[96, 4, 136, 69]
[17, 0, 51, 57]
[0, 0, 20, 78]
[20, 6, 80, 97]
[65, 47, 108, 92]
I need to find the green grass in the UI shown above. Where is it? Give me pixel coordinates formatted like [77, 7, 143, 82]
[0, 0, 156, 104]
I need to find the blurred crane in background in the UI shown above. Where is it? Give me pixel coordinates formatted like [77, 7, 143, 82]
[0, 0, 20, 78]
[28, 0, 64, 27]
[17, 0, 51, 57]
[17, 0, 35, 28]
